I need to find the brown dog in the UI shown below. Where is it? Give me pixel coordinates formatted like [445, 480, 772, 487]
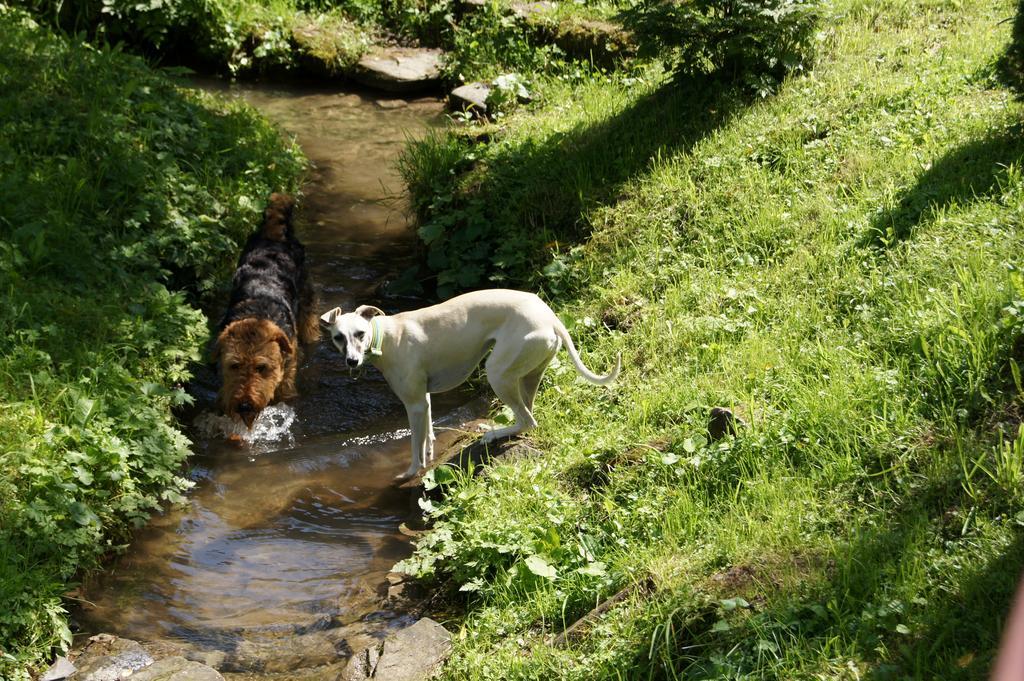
[212, 194, 319, 428]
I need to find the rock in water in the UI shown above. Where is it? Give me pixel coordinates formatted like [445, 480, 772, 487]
[342, 618, 452, 680]
[70, 635, 154, 681]
[68, 634, 223, 681]
[352, 48, 443, 93]
[130, 657, 224, 681]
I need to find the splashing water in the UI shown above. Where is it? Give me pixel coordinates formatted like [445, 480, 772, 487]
[343, 428, 412, 447]
[193, 403, 297, 447]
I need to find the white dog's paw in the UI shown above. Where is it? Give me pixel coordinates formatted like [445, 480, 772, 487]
[479, 424, 523, 444]
[394, 465, 421, 483]
[480, 428, 510, 444]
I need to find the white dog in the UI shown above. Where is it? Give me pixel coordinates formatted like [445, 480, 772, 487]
[320, 289, 620, 481]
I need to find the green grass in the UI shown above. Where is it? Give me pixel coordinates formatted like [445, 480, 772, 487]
[0, 7, 304, 678]
[396, 0, 1024, 677]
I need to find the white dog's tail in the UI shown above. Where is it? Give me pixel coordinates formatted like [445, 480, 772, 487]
[553, 321, 621, 386]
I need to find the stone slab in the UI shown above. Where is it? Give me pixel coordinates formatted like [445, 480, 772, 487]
[352, 47, 444, 93]
[552, 18, 634, 65]
[448, 82, 490, 114]
[70, 635, 154, 681]
[341, 618, 451, 681]
[510, 1, 555, 19]
[130, 657, 223, 681]
[397, 418, 490, 489]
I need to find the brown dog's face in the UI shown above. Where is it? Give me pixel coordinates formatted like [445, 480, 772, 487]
[213, 318, 293, 428]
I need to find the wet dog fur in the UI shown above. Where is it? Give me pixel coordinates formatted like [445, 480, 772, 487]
[212, 193, 320, 428]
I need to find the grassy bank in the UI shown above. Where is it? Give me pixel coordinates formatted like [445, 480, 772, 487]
[396, 0, 1024, 677]
[0, 8, 304, 677]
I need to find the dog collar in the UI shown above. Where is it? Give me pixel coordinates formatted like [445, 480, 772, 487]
[369, 317, 384, 356]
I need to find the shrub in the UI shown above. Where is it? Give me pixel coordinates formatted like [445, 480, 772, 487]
[622, 0, 820, 95]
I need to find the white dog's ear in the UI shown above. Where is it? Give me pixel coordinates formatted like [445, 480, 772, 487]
[320, 306, 343, 327]
[355, 305, 385, 320]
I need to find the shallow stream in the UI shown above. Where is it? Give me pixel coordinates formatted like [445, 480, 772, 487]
[76, 81, 476, 677]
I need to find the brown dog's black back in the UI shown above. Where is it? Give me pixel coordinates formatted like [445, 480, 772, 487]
[261, 192, 294, 242]
[218, 193, 307, 340]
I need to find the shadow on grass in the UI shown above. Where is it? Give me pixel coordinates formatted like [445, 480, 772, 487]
[778, 500, 1022, 680]
[807, 457, 1024, 679]
[998, 0, 1024, 96]
[876, 529, 1024, 679]
[407, 76, 750, 295]
[493, 77, 744, 234]
[865, 2, 1024, 247]
[631, 455, 1024, 679]
[794, 519, 1015, 679]
[865, 125, 1024, 247]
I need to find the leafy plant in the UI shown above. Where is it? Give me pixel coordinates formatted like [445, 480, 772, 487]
[485, 72, 531, 117]
[444, 3, 553, 82]
[8, 0, 369, 75]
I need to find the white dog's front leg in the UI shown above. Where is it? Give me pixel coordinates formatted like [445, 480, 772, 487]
[399, 398, 430, 481]
[425, 393, 435, 463]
